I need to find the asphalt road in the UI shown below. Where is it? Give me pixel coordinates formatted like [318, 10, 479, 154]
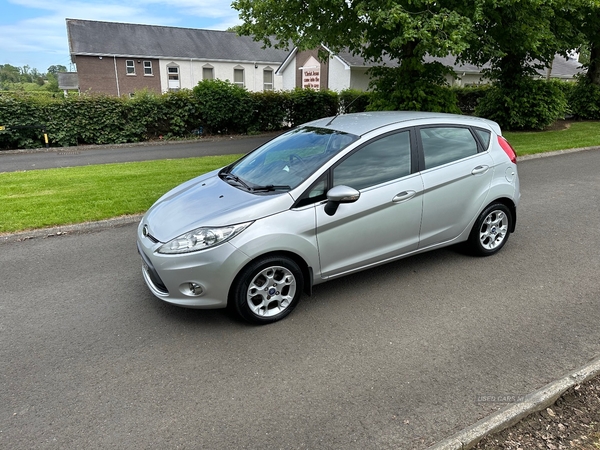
[1, 149, 600, 449]
[0, 134, 278, 172]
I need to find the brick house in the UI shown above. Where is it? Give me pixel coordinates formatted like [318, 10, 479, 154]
[66, 19, 290, 96]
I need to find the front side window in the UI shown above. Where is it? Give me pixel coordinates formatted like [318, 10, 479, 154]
[419, 127, 479, 170]
[143, 61, 153, 75]
[333, 131, 412, 191]
[223, 127, 359, 192]
[126, 60, 135, 75]
[233, 68, 244, 87]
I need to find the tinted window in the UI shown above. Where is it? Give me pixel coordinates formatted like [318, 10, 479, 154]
[333, 131, 411, 190]
[420, 127, 478, 170]
[475, 128, 491, 149]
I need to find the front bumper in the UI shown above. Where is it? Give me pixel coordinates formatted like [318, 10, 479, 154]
[136, 226, 250, 309]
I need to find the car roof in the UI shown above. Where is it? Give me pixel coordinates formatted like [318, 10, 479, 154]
[303, 111, 501, 136]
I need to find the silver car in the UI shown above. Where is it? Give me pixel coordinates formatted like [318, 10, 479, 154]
[137, 111, 520, 324]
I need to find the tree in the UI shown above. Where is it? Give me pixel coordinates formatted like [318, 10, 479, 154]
[47, 65, 68, 75]
[459, 0, 581, 86]
[232, 0, 479, 111]
[574, 1, 600, 85]
[455, 0, 583, 129]
[0, 64, 21, 83]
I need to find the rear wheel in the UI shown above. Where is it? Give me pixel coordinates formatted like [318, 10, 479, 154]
[467, 203, 512, 256]
[231, 256, 304, 324]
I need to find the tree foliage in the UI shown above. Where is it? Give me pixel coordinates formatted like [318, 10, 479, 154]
[233, 0, 478, 110]
[572, 1, 600, 85]
[1, 63, 64, 92]
[459, 0, 583, 86]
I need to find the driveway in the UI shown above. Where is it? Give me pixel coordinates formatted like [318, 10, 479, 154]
[1, 149, 599, 449]
[0, 134, 277, 173]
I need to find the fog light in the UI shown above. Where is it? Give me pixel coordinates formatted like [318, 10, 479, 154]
[180, 282, 204, 297]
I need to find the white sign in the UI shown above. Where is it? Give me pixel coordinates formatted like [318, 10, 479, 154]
[302, 56, 321, 89]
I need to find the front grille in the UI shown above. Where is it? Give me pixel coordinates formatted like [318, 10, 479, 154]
[146, 233, 159, 244]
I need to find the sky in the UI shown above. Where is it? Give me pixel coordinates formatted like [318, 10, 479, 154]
[0, 0, 243, 73]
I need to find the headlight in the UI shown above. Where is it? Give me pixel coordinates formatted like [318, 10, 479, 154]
[157, 222, 252, 254]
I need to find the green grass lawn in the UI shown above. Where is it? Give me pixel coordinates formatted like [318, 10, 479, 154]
[0, 155, 240, 234]
[504, 121, 600, 155]
[1, 121, 599, 234]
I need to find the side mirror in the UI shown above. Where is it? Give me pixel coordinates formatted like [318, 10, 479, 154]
[324, 185, 360, 216]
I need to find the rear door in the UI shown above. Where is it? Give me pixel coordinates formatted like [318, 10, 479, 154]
[417, 126, 494, 248]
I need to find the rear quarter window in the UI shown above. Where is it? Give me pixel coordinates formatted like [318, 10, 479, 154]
[474, 128, 491, 150]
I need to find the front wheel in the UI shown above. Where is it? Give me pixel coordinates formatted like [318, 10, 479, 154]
[230, 256, 304, 324]
[467, 203, 512, 256]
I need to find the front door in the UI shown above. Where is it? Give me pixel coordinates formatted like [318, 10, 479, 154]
[315, 130, 424, 278]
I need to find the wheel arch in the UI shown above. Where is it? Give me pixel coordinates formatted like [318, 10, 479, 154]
[227, 250, 314, 307]
[486, 197, 517, 232]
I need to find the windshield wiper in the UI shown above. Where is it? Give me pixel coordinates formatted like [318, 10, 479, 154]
[221, 172, 253, 191]
[251, 184, 291, 192]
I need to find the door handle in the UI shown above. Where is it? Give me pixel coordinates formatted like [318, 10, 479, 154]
[393, 191, 416, 203]
[471, 165, 490, 175]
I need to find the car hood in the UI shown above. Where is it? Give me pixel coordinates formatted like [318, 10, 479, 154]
[143, 171, 295, 242]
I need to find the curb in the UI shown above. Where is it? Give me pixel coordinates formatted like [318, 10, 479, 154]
[0, 214, 143, 244]
[428, 356, 600, 450]
[0, 132, 281, 156]
[518, 145, 600, 161]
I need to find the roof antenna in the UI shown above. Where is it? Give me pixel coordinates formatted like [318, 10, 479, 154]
[326, 92, 366, 126]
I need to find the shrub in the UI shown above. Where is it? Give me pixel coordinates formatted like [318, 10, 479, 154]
[286, 88, 338, 127]
[568, 76, 600, 120]
[475, 78, 567, 130]
[253, 90, 289, 131]
[0, 93, 47, 149]
[193, 79, 254, 134]
[338, 89, 372, 113]
[454, 85, 489, 115]
[368, 61, 461, 114]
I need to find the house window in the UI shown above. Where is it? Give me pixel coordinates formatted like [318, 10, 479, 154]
[203, 66, 214, 80]
[143, 61, 153, 76]
[263, 68, 273, 91]
[168, 65, 180, 90]
[126, 60, 135, 75]
[233, 67, 244, 88]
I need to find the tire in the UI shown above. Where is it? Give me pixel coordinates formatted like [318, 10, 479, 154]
[230, 255, 304, 324]
[467, 203, 512, 256]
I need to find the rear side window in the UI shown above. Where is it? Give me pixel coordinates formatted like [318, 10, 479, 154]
[419, 127, 478, 170]
[474, 128, 491, 149]
[333, 131, 411, 190]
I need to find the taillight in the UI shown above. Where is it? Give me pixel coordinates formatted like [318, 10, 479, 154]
[497, 135, 517, 164]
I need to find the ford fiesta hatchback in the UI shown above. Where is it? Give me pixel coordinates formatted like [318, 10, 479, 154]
[137, 111, 520, 324]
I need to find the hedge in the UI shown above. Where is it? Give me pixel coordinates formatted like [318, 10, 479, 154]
[0, 80, 594, 149]
[0, 85, 366, 150]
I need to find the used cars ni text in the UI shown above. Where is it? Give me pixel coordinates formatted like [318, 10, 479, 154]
[137, 111, 520, 324]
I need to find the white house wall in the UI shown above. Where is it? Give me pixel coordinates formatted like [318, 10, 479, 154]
[328, 58, 351, 92]
[280, 58, 296, 91]
[349, 67, 371, 91]
[158, 60, 283, 92]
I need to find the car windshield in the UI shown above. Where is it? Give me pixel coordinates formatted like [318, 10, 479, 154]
[222, 127, 359, 192]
